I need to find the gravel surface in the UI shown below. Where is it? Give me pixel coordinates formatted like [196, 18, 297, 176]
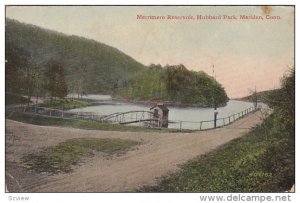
[5, 110, 267, 192]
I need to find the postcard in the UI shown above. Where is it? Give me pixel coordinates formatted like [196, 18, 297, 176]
[5, 5, 295, 196]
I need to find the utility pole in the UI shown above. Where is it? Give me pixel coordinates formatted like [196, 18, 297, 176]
[213, 64, 218, 128]
[254, 85, 258, 109]
[125, 62, 128, 85]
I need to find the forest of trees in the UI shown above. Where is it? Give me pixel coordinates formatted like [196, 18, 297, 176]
[44, 59, 68, 102]
[5, 41, 68, 103]
[5, 19, 146, 95]
[116, 64, 228, 106]
[5, 19, 228, 106]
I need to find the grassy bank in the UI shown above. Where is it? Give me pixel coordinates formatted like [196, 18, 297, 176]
[6, 112, 191, 133]
[139, 113, 294, 192]
[6, 93, 31, 105]
[22, 138, 139, 174]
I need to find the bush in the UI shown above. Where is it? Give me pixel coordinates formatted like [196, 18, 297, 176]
[257, 138, 294, 191]
[6, 93, 31, 105]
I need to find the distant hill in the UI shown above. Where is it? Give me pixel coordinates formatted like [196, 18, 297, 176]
[5, 19, 228, 106]
[5, 19, 146, 94]
[240, 89, 280, 104]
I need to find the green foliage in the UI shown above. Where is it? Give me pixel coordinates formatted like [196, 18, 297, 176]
[243, 68, 294, 138]
[5, 42, 30, 93]
[139, 69, 295, 192]
[6, 112, 192, 133]
[6, 19, 228, 106]
[116, 65, 167, 101]
[139, 114, 294, 192]
[268, 69, 295, 138]
[117, 64, 228, 106]
[258, 138, 294, 191]
[165, 64, 191, 99]
[6, 19, 146, 94]
[21, 138, 139, 174]
[44, 59, 68, 100]
[6, 42, 45, 104]
[242, 89, 279, 104]
[5, 93, 31, 105]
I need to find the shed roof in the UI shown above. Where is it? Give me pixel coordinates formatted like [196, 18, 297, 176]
[150, 103, 169, 111]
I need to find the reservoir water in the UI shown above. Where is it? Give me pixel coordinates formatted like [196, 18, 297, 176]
[68, 94, 258, 130]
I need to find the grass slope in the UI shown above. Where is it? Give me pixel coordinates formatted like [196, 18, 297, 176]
[139, 114, 294, 192]
[22, 138, 139, 174]
[6, 93, 31, 105]
[6, 112, 191, 133]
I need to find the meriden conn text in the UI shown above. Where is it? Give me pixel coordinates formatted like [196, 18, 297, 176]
[136, 14, 281, 20]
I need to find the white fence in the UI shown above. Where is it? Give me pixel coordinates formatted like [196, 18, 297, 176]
[7, 105, 259, 131]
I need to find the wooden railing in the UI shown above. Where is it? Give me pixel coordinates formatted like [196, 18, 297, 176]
[6, 105, 260, 131]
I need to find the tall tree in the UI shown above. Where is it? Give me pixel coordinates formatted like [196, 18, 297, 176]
[44, 59, 68, 102]
[5, 43, 29, 93]
[268, 68, 295, 138]
[164, 64, 191, 100]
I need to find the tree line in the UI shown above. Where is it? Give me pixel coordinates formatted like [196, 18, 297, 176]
[6, 43, 68, 104]
[6, 19, 146, 95]
[116, 64, 228, 106]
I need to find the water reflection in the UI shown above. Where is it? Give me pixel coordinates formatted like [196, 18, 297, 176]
[69, 95, 258, 130]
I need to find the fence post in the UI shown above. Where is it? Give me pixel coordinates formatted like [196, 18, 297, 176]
[180, 121, 182, 131]
[199, 122, 202, 131]
[214, 112, 218, 128]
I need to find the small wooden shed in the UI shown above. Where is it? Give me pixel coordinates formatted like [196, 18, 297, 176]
[150, 103, 169, 128]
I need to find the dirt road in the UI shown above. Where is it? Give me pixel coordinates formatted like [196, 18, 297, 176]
[5, 110, 267, 192]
